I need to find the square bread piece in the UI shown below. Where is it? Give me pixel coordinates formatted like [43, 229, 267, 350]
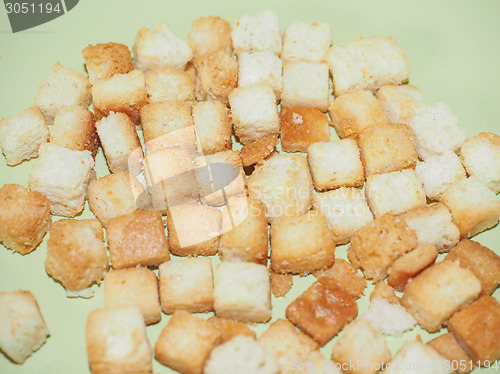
[307, 139, 364, 191]
[0, 184, 51, 255]
[270, 209, 336, 275]
[281, 21, 332, 62]
[358, 123, 417, 176]
[238, 51, 282, 98]
[214, 261, 271, 323]
[401, 260, 481, 333]
[286, 277, 358, 346]
[365, 169, 426, 217]
[331, 319, 391, 374]
[427, 333, 475, 374]
[145, 65, 195, 103]
[28, 143, 95, 217]
[313, 259, 367, 300]
[229, 84, 279, 145]
[82, 42, 134, 85]
[304, 350, 344, 374]
[281, 61, 330, 112]
[34, 62, 91, 122]
[348, 213, 417, 282]
[280, 107, 330, 153]
[313, 187, 373, 245]
[45, 219, 108, 295]
[441, 176, 500, 238]
[460, 132, 500, 193]
[0, 107, 49, 165]
[329, 90, 388, 139]
[159, 257, 214, 314]
[240, 133, 278, 167]
[231, 10, 281, 54]
[325, 36, 410, 97]
[188, 15, 232, 56]
[207, 316, 256, 343]
[193, 100, 232, 155]
[106, 209, 169, 269]
[445, 239, 500, 296]
[154, 310, 220, 374]
[0, 290, 49, 364]
[86, 306, 152, 374]
[448, 296, 500, 365]
[103, 267, 161, 325]
[247, 153, 313, 223]
[375, 84, 426, 124]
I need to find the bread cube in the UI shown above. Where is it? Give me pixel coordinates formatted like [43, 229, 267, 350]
[303, 350, 344, 374]
[445, 239, 500, 296]
[154, 310, 220, 374]
[361, 298, 416, 336]
[188, 15, 232, 56]
[194, 51, 238, 102]
[281, 61, 329, 112]
[28, 143, 95, 217]
[0, 107, 49, 165]
[145, 65, 195, 103]
[229, 84, 279, 145]
[106, 209, 169, 269]
[370, 281, 400, 304]
[238, 51, 282, 98]
[280, 107, 330, 152]
[441, 176, 500, 238]
[313, 259, 367, 299]
[384, 341, 452, 374]
[307, 139, 364, 191]
[325, 36, 410, 96]
[348, 213, 417, 282]
[270, 271, 293, 298]
[329, 90, 388, 139]
[427, 333, 475, 374]
[241, 133, 278, 167]
[231, 10, 281, 54]
[460, 132, 500, 193]
[208, 316, 256, 343]
[448, 296, 500, 365]
[401, 261, 481, 332]
[82, 42, 134, 84]
[286, 277, 358, 346]
[376, 84, 426, 124]
[282, 21, 332, 62]
[0, 184, 50, 255]
[248, 153, 313, 223]
[214, 261, 271, 323]
[0, 290, 49, 364]
[270, 210, 335, 275]
[365, 169, 426, 217]
[192, 100, 231, 155]
[86, 306, 152, 373]
[34, 62, 91, 122]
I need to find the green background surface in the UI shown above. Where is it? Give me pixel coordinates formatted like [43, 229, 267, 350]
[0, 0, 499, 373]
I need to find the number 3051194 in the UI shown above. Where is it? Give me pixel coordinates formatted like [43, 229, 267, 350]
[5, 2, 62, 14]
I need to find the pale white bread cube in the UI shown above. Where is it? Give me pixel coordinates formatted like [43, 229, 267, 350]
[408, 103, 467, 160]
[360, 298, 416, 337]
[238, 51, 282, 98]
[193, 100, 232, 155]
[325, 36, 410, 97]
[0, 290, 49, 364]
[145, 65, 195, 103]
[281, 21, 332, 62]
[133, 22, 193, 72]
[231, 10, 281, 54]
[376, 84, 426, 124]
[0, 107, 49, 165]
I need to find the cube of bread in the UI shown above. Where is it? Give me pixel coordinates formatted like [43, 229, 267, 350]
[370, 281, 400, 304]
[325, 36, 410, 97]
[0, 184, 51, 255]
[441, 176, 500, 238]
[229, 84, 279, 145]
[106, 209, 169, 269]
[193, 100, 231, 155]
[145, 65, 195, 103]
[280, 107, 330, 152]
[365, 169, 426, 217]
[154, 310, 221, 374]
[208, 316, 256, 343]
[286, 277, 358, 346]
[282, 21, 332, 62]
[28, 143, 95, 217]
[238, 51, 282, 98]
[0, 290, 49, 364]
[305, 350, 344, 374]
[34, 62, 91, 122]
[313, 259, 367, 299]
[281, 61, 330, 112]
[0, 107, 49, 165]
[188, 15, 232, 56]
[358, 123, 417, 176]
[460, 132, 500, 193]
[270, 271, 293, 298]
[194, 51, 238, 102]
[214, 261, 271, 323]
[376, 84, 426, 124]
[348, 213, 417, 281]
[329, 90, 388, 139]
[231, 10, 281, 54]
[133, 23, 193, 72]
[270, 209, 336, 275]
[401, 261, 481, 332]
[408, 103, 467, 160]
[445, 239, 500, 296]
[82, 42, 134, 84]
[361, 298, 416, 336]
[448, 296, 500, 365]
[427, 333, 475, 374]
[307, 139, 364, 191]
[240, 134, 278, 167]
[86, 306, 152, 373]
[248, 153, 313, 223]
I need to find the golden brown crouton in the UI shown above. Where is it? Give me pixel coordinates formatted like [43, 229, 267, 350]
[240, 133, 278, 167]
[270, 271, 293, 298]
[208, 316, 256, 343]
[194, 51, 238, 103]
[370, 282, 400, 304]
[280, 107, 330, 152]
[313, 258, 367, 299]
[427, 333, 475, 374]
[188, 16, 232, 56]
[82, 42, 134, 84]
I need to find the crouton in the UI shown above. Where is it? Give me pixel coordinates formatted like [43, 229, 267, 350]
[188, 15, 232, 56]
[82, 42, 134, 84]
[375, 84, 426, 124]
[270, 271, 293, 298]
[207, 317, 256, 343]
[240, 133, 278, 167]
[194, 51, 238, 102]
[193, 100, 232, 155]
[231, 10, 281, 54]
[280, 107, 330, 152]
[238, 51, 282, 98]
[370, 282, 400, 304]
[361, 298, 416, 336]
[145, 65, 195, 103]
[282, 21, 332, 62]
[313, 259, 366, 299]
[427, 333, 475, 374]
